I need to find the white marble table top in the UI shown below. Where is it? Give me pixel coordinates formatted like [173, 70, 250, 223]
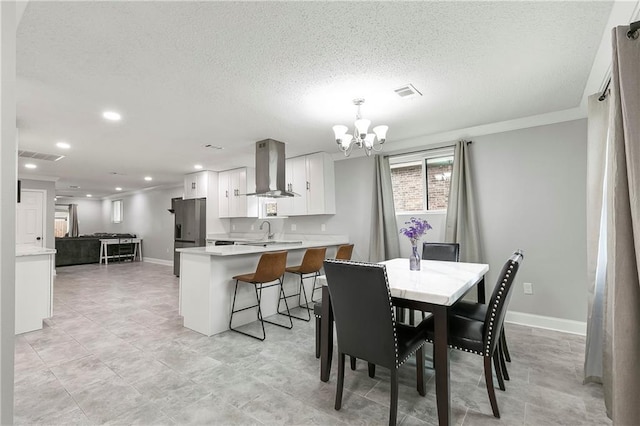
[320, 258, 489, 306]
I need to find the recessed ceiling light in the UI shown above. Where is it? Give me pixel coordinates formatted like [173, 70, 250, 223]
[86, 194, 92, 198]
[25, 163, 37, 169]
[102, 111, 122, 121]
[115, 187, 122, 191]
[194, 164, 203, 170]
[144, 176, 153, 181]
[56, 141, 71, 149]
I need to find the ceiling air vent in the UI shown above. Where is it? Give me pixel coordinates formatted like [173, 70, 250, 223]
[394, 84, 422, 99]
[203, 144, 223, 150]
[18, 150, 65, 162]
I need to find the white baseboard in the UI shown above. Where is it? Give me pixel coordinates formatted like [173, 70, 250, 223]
[143, 257, 173, 267]
[506, 311, 587, 336]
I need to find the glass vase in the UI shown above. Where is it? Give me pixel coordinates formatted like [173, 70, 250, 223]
[409, 241, 421, 271]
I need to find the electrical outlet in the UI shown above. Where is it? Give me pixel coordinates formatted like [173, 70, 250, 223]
[166, 248, 169, 253]
[250, 225, 254, 231]
[232, 224, 236, 231]
[321, 224, 326, 232]
[523, 282, 533, 295]
[291, 224, 297, 231]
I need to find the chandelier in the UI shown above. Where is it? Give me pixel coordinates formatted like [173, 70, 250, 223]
[332, 98, 388, 157]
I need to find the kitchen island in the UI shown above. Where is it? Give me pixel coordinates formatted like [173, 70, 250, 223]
[177, 237, 348, 336]
[16, 246, 56, 334]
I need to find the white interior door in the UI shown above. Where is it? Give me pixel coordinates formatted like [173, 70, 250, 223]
[17, 189, 45, 247]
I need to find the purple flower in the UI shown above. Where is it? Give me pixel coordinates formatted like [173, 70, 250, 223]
[399, 217, 433, 242]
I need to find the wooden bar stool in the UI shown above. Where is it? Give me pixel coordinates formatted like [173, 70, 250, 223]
[314, 244, 355, 365]
[280, 247, 327, 322]
[310, 244, 354, 303]
[229, 251, 292, 340]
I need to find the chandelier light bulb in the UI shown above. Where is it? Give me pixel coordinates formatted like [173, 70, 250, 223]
[332, 125, 348, 141]
[373, 125, 388, 143]
[364, 134, 375, 149]
[354, 118, 371, 138]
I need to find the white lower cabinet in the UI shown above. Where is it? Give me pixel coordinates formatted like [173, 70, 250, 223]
[15, 250, 54, 334]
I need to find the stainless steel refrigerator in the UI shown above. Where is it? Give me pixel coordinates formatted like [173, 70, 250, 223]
[171, 197, 206, 276]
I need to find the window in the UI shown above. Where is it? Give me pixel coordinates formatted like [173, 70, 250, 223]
[112, 199, 123, 223]
[54, 210, 69, 237]
[389, 148, 454, 213]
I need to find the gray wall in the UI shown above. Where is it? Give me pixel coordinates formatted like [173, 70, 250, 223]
[471, 119, 587, 322]
[101, 186, 183, 261]
[19, 179, 55, 249]
[230, 119, 588, 323]
[55, 198, 103, 236]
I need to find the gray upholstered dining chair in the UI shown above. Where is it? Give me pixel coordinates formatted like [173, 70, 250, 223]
[323, 259, 429, 426]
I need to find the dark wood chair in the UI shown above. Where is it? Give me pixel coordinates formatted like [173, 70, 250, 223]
[324, 259, 429, 426]
[229, 251, 292, 340]
[280, 247, 327, 322]
[424, 250, 524, 418]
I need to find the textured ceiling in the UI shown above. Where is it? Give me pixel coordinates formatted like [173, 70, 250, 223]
[16, 1, 613, 198]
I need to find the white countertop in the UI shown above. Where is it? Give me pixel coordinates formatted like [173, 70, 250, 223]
[16, 246, 57, 257]
[179, 239, 349, 257]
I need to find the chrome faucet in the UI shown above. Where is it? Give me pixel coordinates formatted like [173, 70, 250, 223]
[260, 220, 274, 240]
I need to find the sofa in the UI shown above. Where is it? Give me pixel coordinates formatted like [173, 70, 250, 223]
[55, 233, 136, 267]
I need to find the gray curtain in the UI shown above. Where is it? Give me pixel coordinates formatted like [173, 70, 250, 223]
[68, 204, 79, 237]
[602, 25, 640, 423]
[584, 92, 609, 385]
[369, 155, 400, 262]
[445, 140, 482, 263]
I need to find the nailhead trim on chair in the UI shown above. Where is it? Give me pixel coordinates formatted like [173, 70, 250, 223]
[484, 261, 515, 356]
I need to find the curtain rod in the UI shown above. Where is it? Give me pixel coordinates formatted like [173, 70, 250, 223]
[383, 140, 472, 159]
[598, 78, 611, 102]
[598, 20, 639, 102]
[628, 19, 639, 39]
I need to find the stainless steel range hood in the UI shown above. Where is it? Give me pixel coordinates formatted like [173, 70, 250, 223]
[247, 139, 297, 198]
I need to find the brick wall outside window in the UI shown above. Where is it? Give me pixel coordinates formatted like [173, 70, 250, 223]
[426, 163, 452, 210]
[391, 161, 452, 212]
[391, 164, 423, 212]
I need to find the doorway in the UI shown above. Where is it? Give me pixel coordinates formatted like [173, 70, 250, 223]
[16, 189, 46, 248]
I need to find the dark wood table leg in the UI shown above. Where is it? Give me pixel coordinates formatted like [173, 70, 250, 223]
[477, 277, 486, 304]
[320, 285, 333, 382]
[432, 305, 450, 426]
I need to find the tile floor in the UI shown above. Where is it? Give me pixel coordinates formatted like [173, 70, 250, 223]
[14, 262, 610, 425]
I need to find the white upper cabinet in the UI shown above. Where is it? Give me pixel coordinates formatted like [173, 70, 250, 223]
[279, 152, 335, 216]
[218, 167, 258, 218]
[184, 171, 209, 199]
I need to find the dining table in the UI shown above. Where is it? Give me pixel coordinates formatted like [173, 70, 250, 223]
[319, 257, 489, 426]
